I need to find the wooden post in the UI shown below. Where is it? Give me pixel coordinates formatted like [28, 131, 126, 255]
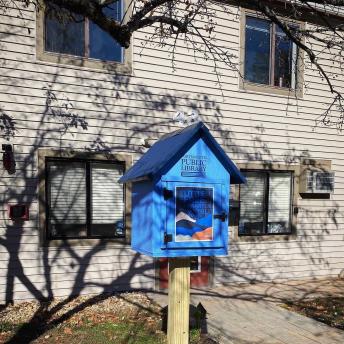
[167, 257, 190, 344]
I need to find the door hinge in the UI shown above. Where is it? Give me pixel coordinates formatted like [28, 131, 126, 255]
[164, 233, 173, 243]
[163, 188, 173, 200]
[214, 212, 227, 222]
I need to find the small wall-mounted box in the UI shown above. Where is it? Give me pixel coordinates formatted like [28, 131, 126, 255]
[300, 159, 334, 194]
[8, 204, 29, 221]
[300, 171, 335, 194]
[119, 122, 246, 258]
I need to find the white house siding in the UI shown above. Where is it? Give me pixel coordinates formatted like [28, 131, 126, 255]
[0, 3, 343, 302]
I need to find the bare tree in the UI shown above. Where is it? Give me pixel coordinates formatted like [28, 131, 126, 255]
[1, 0, 344, 126]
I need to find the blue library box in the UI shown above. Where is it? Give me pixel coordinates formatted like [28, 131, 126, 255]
[119, 122, 246, 257]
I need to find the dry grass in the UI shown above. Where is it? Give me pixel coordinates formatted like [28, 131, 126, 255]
[0, 292, 215, 343]
[0, 292, 165, 343]
[283, 297, 344, 330]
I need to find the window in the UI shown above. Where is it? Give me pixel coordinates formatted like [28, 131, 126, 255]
[44, 2, 123, 62]
[190, 256, 201, 273]
[239, 171, 292, 236]
[243, 15, 299, 90]
[37, 1, 132, 72]
[46, 158, 125, 239]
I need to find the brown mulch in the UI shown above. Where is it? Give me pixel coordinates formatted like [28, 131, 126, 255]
[0, 293, 218, 343]
[0, 292, 160, 326]
[283, 297, 344, 330]
[0, 292, 163, 343]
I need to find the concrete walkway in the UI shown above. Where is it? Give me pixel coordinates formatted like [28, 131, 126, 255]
[149, 278, 344, 343]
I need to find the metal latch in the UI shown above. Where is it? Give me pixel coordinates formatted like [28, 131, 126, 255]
[214, 212, 227, 222]
[164, 233, 173, 243]
[163, 188, 173, 200]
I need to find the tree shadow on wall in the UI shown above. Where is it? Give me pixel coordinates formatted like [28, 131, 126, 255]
[0, 64, 229, 342]
[0, 45, 342, 344]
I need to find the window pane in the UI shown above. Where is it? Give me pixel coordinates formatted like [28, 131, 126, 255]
[91, 163, 125, 237]
[89, 4, 123, 62]
[190, 257, 201, 273]
[45, 5, 85, 56]
[268, 173, 292, 233]
[48, 161, 87, 237]
[239, 172, 266, 235]
[103, 1, 122, 22]
[244, 17, 271, 85]
[314, 172, 334, 192]
[274, 26, 297, 88]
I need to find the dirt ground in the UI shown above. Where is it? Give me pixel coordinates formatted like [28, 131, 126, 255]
[0, 292, 215, 343]
[283, 296, 344, 330]
[0, 292, 164, 343]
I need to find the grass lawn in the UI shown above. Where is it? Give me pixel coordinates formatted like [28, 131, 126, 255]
[0, 293, 210, 343]
[1, 320, 166, 343]
[0, 318, 204, 343]
[283, 297, 344, 330]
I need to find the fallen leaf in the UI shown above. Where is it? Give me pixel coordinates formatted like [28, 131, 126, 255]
[64, 327, 73, 335]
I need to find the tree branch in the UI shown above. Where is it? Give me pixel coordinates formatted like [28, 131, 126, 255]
[46, 0, 132, 47]
[3, 0, 343, 128]
[132, 15, 188, 32]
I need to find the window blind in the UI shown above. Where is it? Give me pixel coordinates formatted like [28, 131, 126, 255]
[239, 171, 292, 236]
[239, 173, 266, 234]
[268, 173, 291, 233]
[48, 162, 87, 237]
[91, 163, 125, 236]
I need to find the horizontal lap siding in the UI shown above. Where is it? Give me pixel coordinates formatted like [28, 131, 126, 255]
[10, 281, 154, 302]
[0, 3, 344, 302]
[0, 263, 155, 285]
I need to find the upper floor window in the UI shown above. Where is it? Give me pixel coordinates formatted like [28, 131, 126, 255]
[37, 1, 132, 72]
[45, 2, 123, 62]
[239, 171, 293, 236]
[243, 15, 300, 91]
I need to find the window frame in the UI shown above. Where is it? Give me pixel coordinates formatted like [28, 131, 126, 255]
[38, 149, 132, 246]
[45, 157, 126, 240]
[239, 8, 304, 97]
[229, 162, 299, 242]
[36, 1, 132, 73]
[190, 256, 202, 273]
[238, 170, 294, 237]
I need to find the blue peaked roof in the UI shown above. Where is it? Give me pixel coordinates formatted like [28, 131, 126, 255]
[119, 121, 246, 184]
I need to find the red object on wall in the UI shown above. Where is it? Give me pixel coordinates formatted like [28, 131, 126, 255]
[3, 151, 12, 170]
[8, 204, 29, 221]
[159, 256, 210, 289]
